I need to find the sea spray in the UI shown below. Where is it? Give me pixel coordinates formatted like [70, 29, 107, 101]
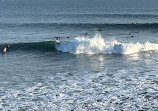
[56, 34, 158, 54]
[55, 34, 105, 54]
[75, 34, 105, 54]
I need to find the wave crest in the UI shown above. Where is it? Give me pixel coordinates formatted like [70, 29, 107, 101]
[56, 34, 158, 54]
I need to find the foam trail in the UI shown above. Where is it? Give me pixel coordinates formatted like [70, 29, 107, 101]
[56, 34, 158, 54]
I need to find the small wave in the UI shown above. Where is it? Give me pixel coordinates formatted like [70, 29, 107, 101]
[0, 41, 56, 52]
[56, 34, 158, 55]
[1, 22, 158, 29]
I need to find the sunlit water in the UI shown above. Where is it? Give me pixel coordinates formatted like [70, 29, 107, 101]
[0, 0, 158, 110]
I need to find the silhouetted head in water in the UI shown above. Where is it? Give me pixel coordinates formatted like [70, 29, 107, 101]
[6, 45, 10, 48]
[56, 36, 60, 40]
[85, 33, 88, 35]
[98, 27, 102, 31]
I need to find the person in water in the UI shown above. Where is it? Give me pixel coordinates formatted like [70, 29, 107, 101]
[2, 45, 10, 54]
[55, 36, 60, 40]
[98, 27, 102, 31]
[131, 35, 134, 37]
[85, 33, 88, 35]
[55, 36, 60, 44]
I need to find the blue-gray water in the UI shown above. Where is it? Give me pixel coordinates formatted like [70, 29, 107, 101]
[0, 0, 158, 110]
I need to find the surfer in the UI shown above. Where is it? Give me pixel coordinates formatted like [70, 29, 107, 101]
[85, 33, 88, 35]
[98, 27, 102, 31]
[2, 45, 10, 54]
[55, 36, 60, 44]
[55, 36, 60, 40]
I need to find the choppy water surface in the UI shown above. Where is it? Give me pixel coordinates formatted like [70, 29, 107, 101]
[1, 51, 158, 110]
[0, 0, 158, 110]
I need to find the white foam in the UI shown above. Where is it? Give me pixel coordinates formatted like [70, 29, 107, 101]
[55, 34, 158, 54]
[1, 69, 158, 110]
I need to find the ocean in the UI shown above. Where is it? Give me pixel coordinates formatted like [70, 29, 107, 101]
[0, 0, 158, 110]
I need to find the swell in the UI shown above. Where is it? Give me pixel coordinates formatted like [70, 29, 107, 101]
[0, 41, 56, 52]
[1, 23, 158, 29]
[2, 13, 158, 18]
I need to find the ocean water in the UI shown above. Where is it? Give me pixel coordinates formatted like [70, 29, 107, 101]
[0, 0, 158, 110]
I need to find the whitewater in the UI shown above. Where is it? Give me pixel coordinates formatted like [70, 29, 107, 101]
[1, 0, 158, 110]
[56, 34, 158, 55]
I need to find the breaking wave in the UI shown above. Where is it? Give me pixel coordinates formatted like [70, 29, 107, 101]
[1, 34, 158, 55]
[56, 34, 158, 54]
